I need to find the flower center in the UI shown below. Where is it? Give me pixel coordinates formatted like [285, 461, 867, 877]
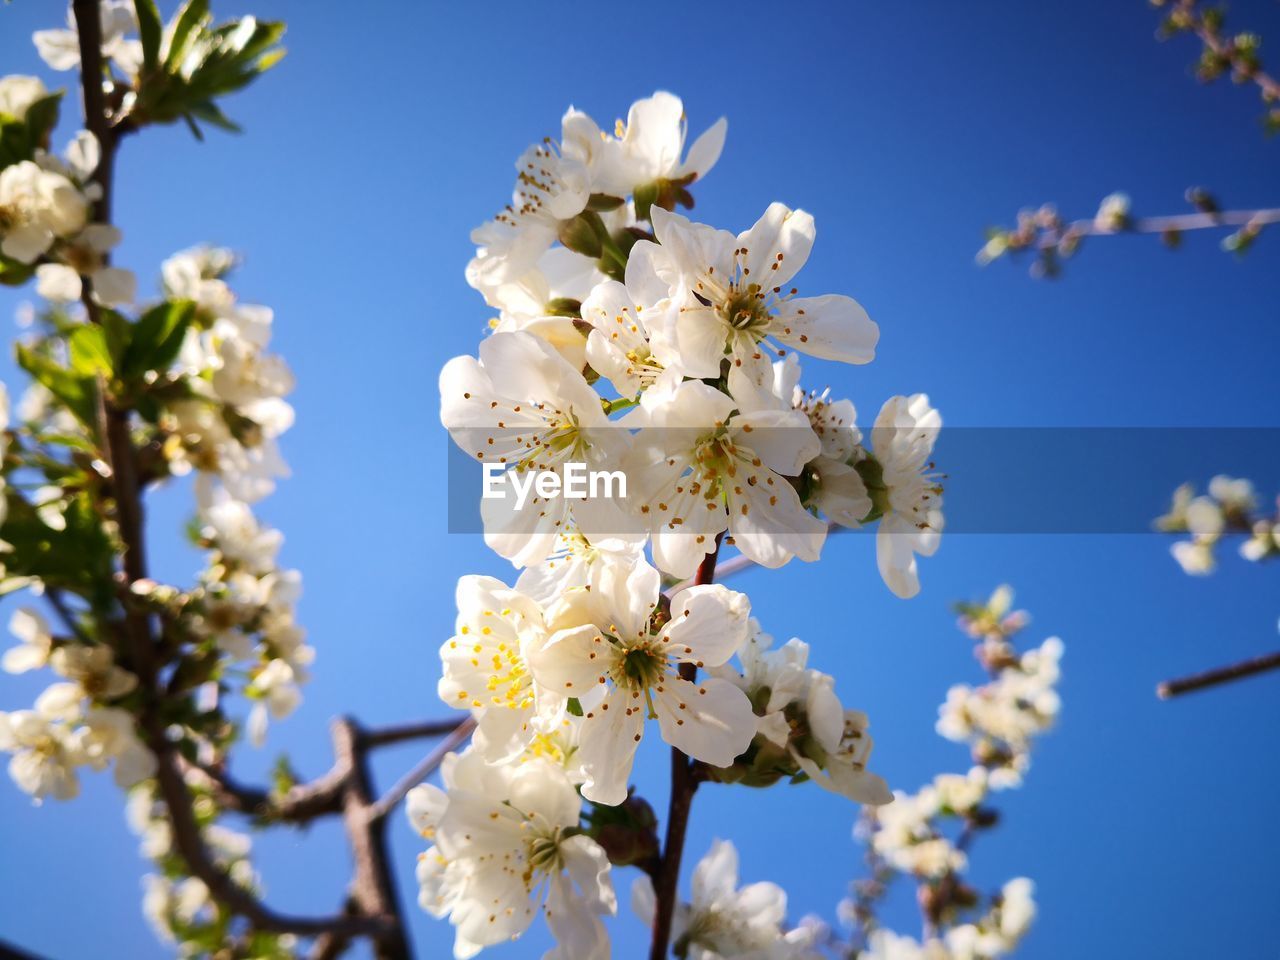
[616, 643, 667, 692]
[520, 824, 568, 891]
[717, 284, 772, 337]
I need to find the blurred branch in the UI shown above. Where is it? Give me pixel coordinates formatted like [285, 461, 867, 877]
[367, 716, 477, 823]
[360, 717, 467, 749]
[181, 755, 346, 822]
[978, 197, 1280, 278]
[1153, 0, 1280, 133]
[1157, 649, 1280, 698]
[980, 0, 1280, 278]
[0, 941, 53, 960]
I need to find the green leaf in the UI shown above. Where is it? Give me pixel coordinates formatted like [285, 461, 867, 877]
[0, 117, 32, 169]
[0, 254, 35, 287]
[0, 492, 117, 613]
[122, 299, 196, 380]
[188, 99, 241, 133]
[164, 0, 211, 70]
[16, 344, 95, 427]
[20, 92, 62, 151]
[134, 0, 164, 74]
[97, 307, 132, 368]
[68, 324, 114, 377]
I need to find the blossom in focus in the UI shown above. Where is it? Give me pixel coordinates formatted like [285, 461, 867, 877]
[528, 559, 756, 805]
[586, 91, 727, 200]
[438, 575, 552, 762]
[867, 394, 944, 599]
[625, 204, 879, 384]
[625, 377, 825, 578]
[406, 749, 615, 960]
[439, 330, 630, 566]
[712, 622, 890, 805]
[632, 838, 819, 960]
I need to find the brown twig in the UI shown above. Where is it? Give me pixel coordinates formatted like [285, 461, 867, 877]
[1157, 649, 1280, 699]
[359, 717, 468, 749]
[648, 533, 723, 960]
[367, 716, 477, 823]
[179, 755, 346, 822]
[331, 717, 412, 960]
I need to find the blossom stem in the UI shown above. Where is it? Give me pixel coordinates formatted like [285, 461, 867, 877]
[649, 533, 724, 960]
[602, 396, 638, 416]
[1156, 649, 1280, 699]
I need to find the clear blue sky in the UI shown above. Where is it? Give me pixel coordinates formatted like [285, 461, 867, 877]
[2, 1, 1279, 958]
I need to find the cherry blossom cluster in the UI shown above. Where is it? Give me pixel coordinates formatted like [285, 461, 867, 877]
[159, 245, 295, 504]
[423, 90, 952, 960]
[0, 605, 154, 800]
[813, 586, 1059, 959]
[1157, 475, 1279, 575]
[442, 91, 945, 597]
[0, 6, 304, 949]
[0, 76, 137, 306]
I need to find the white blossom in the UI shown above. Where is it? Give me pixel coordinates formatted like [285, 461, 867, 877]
[528, 559, 756, 805]
[625, 376, 826, 578]
[34, 1, 143, 76]
[246, 658, 302, 747]
[0, 689, 88, 802]
[0, 160, 90, 263]
[625, 204, 879, 384]
[713, 622, 890, 805]
[0, 75, 48, 121]
[3, 608, 54, 674]
[407, 749, 615, 960]
[586, 91, 727, 200]
[439, 330, 631, 566]
[868, 394, 944, 599]
[49, 643, 138, 701]
[632, 839, 816, 960]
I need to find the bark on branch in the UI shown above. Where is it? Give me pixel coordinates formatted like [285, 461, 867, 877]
[648, 534, 724, 960]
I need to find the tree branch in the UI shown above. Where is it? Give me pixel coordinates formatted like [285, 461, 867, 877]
[1157, 649, 1280, 699]
[1158, 0, 1280, 128]
[179, 755, 346, 822]
[330, 717, 412, 960]
[68, 2, 399, 947]
[0, 940, 54, 960]
[367, 716, 477, 823]
[648, 533, 723, 960]
[359, 716, 468, 749]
